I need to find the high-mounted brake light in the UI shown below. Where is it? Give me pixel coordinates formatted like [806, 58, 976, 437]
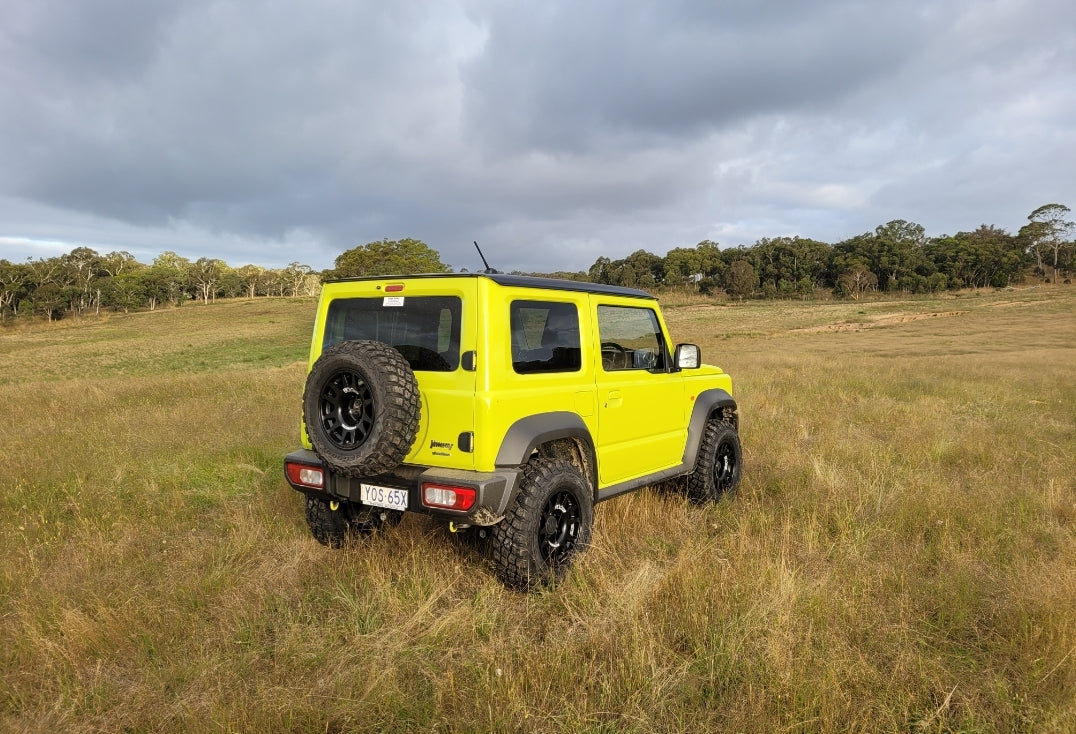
[385, 283, 405, 292]
[421, 483, 476, 511]
[286, 462, 324, 489]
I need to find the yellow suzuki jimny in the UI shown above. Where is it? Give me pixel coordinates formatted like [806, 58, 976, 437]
[284, 273, 741, 589]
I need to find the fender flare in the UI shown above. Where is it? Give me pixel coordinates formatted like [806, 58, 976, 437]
[682, 388, 738, 468]
[495, 411, 595, 467]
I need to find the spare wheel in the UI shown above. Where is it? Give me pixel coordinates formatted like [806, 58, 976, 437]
[303, 340, 420, 476]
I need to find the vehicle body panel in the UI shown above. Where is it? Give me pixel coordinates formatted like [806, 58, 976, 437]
[288, 272, 736, 522]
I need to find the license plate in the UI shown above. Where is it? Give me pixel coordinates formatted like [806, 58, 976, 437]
[360, 483, 408, 512]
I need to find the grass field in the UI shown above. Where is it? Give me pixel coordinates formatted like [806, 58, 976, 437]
[2, 288, 1074, 732]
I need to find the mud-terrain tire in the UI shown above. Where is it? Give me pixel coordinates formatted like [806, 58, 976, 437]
[686, 419, 742, 503]
[305, 496, 402, 548]
[491, 458, 594, 590]
[303, 340, 420, 477]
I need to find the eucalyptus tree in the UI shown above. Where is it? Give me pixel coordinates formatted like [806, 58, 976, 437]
[236, 264, 267, 298]
[100, 251, 141, 277]
[1020, 204, 1074, 282]
[23, 256, 74, 321]
[925, 225, 1026, 289]
[663, 246, 703, 287]
[836, 264, 878, 300]
[724, 260, 758, 299]
[325, 238, 450, 279]
[663, 240, 725, 288]
[151, 252, 192, 306]
[189, 257, 228, 304]
[752, 236, 832, 296]
[282, 262, 319, 296]
[0, 259, 30, 319]
[585, 250, 663, 288]
[832, 220, 930, 292]
[60, 247, 105, 314]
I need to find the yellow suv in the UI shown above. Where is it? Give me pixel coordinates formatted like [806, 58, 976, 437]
[284, 273, 740, 589]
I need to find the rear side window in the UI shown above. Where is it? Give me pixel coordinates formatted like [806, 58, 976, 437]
[324, 295, 461, 372]
[510, 300, 581, 374]
[596, 305, 667, 371]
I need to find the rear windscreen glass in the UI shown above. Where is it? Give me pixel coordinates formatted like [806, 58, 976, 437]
[324, 296, 462, 372]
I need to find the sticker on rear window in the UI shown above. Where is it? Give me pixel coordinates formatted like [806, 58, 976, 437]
[383, 296, 405, 307]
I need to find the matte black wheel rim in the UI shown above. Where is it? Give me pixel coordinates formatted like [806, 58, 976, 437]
[713, 438, 738, 491]
[318, 370, 375, 449]
[538, 489, 580, 565]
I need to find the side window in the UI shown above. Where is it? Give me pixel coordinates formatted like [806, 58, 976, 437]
[597, 305, 667, 371]
[510, 300, 581, 374]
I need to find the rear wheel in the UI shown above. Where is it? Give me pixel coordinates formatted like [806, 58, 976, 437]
[305, 496, 401, 548]
[492, 458, 594, 590]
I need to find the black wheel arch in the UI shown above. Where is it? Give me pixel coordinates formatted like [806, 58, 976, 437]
[682, 388, 738, 467]
[495, 412, 597, 497]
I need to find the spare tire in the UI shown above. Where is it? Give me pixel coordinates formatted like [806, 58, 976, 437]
[303, 340, 420, 477]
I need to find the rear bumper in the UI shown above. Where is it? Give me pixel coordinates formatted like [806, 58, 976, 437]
[283, 449, 520, 524]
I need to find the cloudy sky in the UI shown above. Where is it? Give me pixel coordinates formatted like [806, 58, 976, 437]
[1, 0, 1073, 273]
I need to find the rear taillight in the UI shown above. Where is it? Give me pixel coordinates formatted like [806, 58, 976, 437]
[286, 462, 324, 489]
[421, 483, 476, 511]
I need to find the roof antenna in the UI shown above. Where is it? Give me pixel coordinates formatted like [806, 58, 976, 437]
[474, 241, 500, 274]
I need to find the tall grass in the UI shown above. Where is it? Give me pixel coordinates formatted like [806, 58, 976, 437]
[2, 291, 1074, 732]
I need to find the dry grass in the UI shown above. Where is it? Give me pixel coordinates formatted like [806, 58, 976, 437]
[2, 290, 1074, 732]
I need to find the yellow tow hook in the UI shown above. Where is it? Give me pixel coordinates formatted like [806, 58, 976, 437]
[329, 500, 340, 511]
[449, 521, 459, 533]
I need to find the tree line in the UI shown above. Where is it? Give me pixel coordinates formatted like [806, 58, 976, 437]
[2, 204, 1072, 323]
[0, 249, 321, 322]
[583, 205, 1074, 299]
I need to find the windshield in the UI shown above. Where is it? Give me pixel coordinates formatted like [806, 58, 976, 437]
[324, 295, 462, 372]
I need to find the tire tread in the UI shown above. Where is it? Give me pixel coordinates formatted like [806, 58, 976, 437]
[302, 340, 420, 477]
[686, 419, 742, 503]
[491, 458, 593, 590]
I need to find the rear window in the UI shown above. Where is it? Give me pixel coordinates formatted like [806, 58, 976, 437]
[324, 295, 461, 372]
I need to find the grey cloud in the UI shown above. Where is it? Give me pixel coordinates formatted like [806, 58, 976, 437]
[462, 0, 924, 153]
[1, 0, 1074, 273]
[3, 1, 476, 227]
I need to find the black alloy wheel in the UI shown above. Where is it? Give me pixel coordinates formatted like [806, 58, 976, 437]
[318, 369, 375, 450]
[537, 489, 583, 567]
[712, 432, 739, 493]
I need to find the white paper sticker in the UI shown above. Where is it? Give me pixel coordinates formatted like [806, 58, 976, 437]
[383, 296, 405, 307]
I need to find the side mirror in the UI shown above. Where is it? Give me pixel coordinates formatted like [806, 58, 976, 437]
[674, 343, 700, 370]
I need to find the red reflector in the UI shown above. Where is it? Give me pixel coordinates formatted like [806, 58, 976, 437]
[286, 463, 324, 489]
[421, 483, 476, 511]
[385, 283, 404, 292]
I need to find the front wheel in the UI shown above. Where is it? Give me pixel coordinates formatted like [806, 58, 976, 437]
[686, 419, 742, 503]
[491, 459, 594, 590]
[304, 496, 402, 548]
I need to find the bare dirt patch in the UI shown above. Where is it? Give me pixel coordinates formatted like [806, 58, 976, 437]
[983, 299, 1034, 308]
[793, 311, 968, 333]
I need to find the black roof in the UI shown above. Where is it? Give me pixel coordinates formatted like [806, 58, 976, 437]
[324, 272, 655, 300]
[487, 273, 653, 299]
